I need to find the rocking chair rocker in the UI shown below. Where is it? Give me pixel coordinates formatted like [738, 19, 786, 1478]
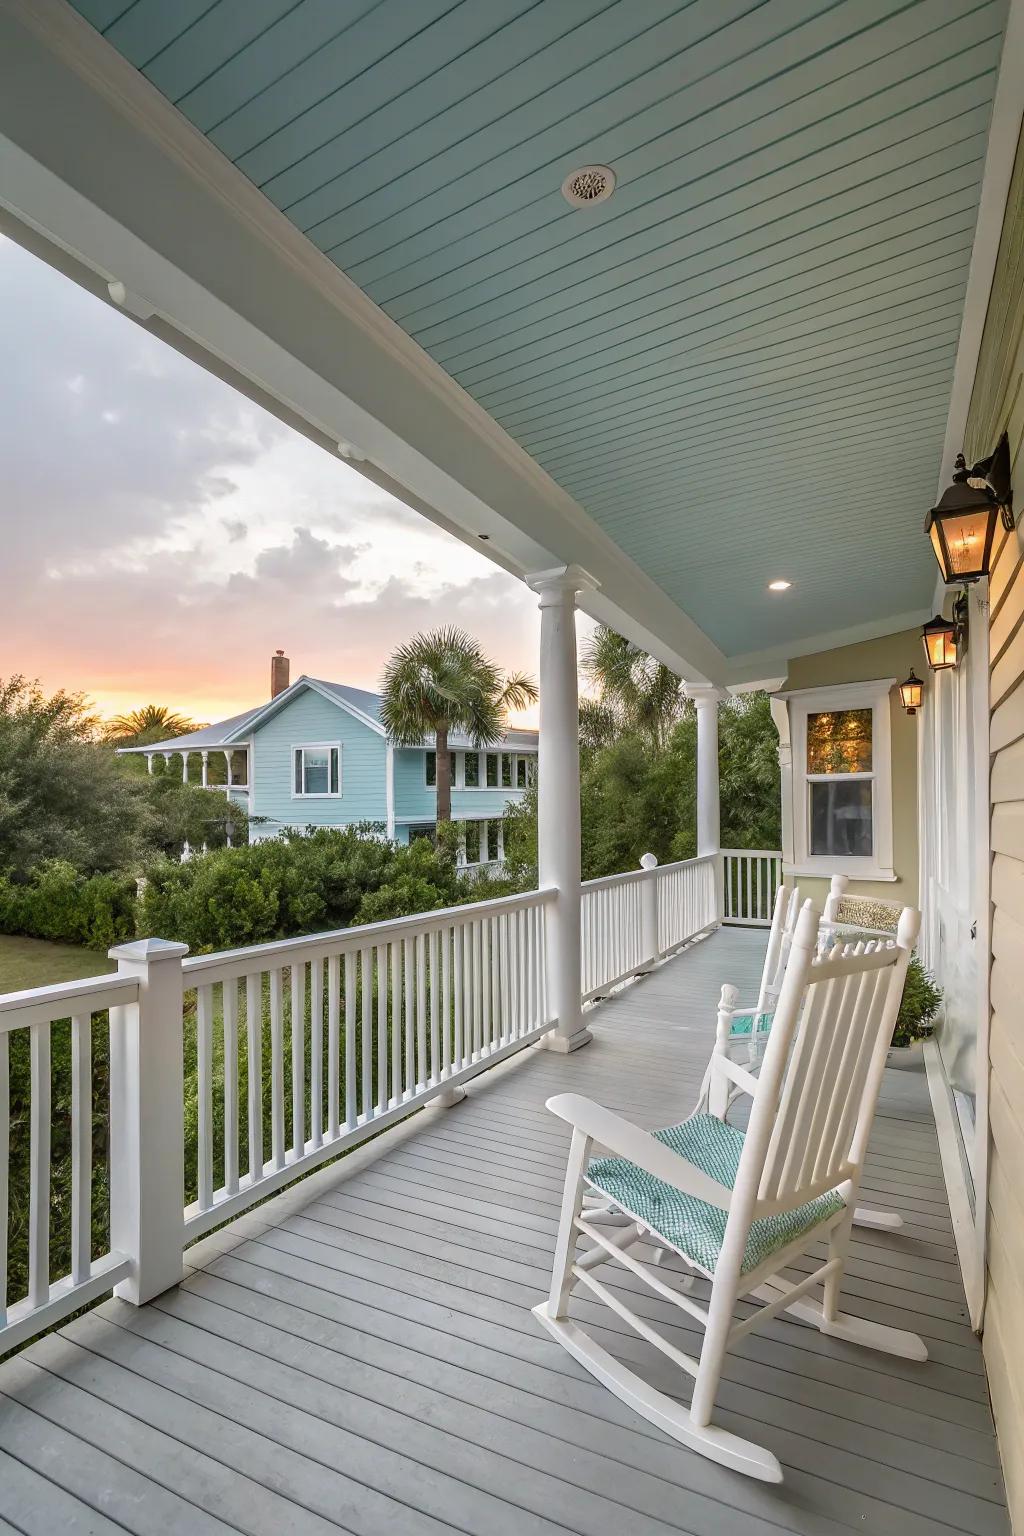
[534, 899, 924, 1483]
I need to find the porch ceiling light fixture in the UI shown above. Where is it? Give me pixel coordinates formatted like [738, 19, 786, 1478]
[767, 579, 792, 591]
[925, 433, 1013, 584]
[898, 670, 924, 715]
[921, 614, 957, 671]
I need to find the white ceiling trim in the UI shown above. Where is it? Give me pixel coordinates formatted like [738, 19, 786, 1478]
[931, 0, 1024, 619]
[723, 606, 934, 685]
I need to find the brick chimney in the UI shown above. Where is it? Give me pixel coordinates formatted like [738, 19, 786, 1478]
[271, 649, 290, 699]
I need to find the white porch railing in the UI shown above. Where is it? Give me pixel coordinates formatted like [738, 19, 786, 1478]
[0, 856, 719, 1356]
[721, 848, 784, 926]
[180, 887, 553, 1241]
[0, 973, 138, 1353]
[581, 854, 718, 1000]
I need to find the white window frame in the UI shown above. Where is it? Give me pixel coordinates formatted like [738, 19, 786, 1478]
[452, 750, 535, 791]
[291, 741, 342, 799]
[786, 679, 896, 881]
[424, 749, 436, 789]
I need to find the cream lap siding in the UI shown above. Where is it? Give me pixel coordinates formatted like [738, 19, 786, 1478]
[984, 520, 1024, 1530]
[964, 118, 1024, 1534]
[250, 689, 387, 831]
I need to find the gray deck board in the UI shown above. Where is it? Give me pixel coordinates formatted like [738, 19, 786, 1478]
[0, 927, 1008, 1535]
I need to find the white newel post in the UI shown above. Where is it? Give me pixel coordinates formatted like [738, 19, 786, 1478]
[528, 564, 597, 1053]
[108, 937, 189, 1304]
[690, 686, 724, 919]
[639, 852, 661, 965]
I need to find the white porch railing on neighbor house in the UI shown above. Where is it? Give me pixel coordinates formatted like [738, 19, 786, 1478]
[721, 848, 784, 927]
[0, 855, 718, 1356]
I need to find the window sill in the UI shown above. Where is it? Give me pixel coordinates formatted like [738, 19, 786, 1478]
[785, 863, 897, 882]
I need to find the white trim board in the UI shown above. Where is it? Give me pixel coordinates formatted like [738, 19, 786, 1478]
[934, 0, 1024, 509]
[924, 1039, 984, 1329]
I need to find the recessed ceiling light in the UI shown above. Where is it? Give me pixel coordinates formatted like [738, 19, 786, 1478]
[768, 579, 792, 592]
[561, 165, 616, 207]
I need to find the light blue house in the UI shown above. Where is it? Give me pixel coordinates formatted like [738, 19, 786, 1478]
[124, 665, 537, 867]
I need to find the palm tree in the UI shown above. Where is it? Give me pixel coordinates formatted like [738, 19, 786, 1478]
[379, 628, 537, 824]
[102, 704, 206, 746]
[581, 625, 684, 749]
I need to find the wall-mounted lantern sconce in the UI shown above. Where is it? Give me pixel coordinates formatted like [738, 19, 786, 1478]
[921, 613, 958, 671]
[898, 670, 924, 715]
[925, 432, 1014, 585]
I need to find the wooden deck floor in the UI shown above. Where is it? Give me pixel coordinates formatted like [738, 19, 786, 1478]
[0, 927, 1008, 1536]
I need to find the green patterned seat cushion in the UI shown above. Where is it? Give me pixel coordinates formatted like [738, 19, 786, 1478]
[729, 1010, 773, 1038]
[587, 1114, 844, 1275]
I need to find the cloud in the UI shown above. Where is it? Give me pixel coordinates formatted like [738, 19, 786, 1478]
[0, 239, 541, 719]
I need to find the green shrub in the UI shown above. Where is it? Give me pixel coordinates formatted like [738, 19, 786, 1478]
[137, 825, 515, 953]
[893, 956, 942, 1048]
[0, 859, 137, 950]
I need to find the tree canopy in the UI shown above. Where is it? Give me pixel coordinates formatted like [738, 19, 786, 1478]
[379, 627, 537, 822]
[102, 703, 206, 746]
[581, 625, 685, 749]
[0, 676, 244, 880]
[505, 688, 781, 883]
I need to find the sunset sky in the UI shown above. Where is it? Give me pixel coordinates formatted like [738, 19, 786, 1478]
[1, 235, 570, 728]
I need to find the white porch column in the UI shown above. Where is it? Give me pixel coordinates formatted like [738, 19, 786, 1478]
[146, 753, 154, 775]
[528, 564, 597, 1053]
[200, 750, 209, 788]
[689, 686, 725, 918]
[181, 752, 189, 784]
[224, 749, 232, 788]
[385, 744, 396, 840]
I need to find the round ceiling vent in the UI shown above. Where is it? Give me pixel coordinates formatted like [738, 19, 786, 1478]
[561, 164, 616, 208]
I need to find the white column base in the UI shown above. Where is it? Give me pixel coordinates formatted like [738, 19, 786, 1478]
[543, 1027, 593, 1054]
[427, 1083, 467, 1108]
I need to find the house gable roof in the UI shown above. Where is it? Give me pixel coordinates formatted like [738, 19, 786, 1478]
[119, 676, 539, 754]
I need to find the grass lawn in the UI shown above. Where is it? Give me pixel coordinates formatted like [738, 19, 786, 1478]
[0, 933, 114, 992]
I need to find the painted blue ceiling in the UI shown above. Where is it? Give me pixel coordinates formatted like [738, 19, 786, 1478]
[69, 0, 1009, 657]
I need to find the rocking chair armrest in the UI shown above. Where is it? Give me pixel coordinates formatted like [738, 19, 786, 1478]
[545, 1093, 733, 1211]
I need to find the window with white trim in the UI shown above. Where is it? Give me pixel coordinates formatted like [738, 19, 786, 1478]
[293, 743, 341, 797]
[787, 680, 895, 880]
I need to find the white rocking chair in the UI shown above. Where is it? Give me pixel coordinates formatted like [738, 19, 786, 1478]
[534, 900, 924, 1484]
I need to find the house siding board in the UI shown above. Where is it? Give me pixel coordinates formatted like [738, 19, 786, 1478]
[250, 689, 386, 830]
[963, 117, 1024, 1536]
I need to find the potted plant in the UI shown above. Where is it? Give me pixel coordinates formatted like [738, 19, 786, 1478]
[888, 956, 942, 1069]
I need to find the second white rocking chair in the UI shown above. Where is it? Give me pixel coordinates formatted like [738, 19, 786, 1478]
[534, 899, 924, 1483]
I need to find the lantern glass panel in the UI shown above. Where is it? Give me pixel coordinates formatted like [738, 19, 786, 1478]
[933, 506, 994, 581]
[922, 625, 957, 670]
[899, 676, 923, 711]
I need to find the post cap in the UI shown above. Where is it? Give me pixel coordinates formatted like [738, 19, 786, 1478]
[639, 853, 658, 870]
[109, 937, 190, 962]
